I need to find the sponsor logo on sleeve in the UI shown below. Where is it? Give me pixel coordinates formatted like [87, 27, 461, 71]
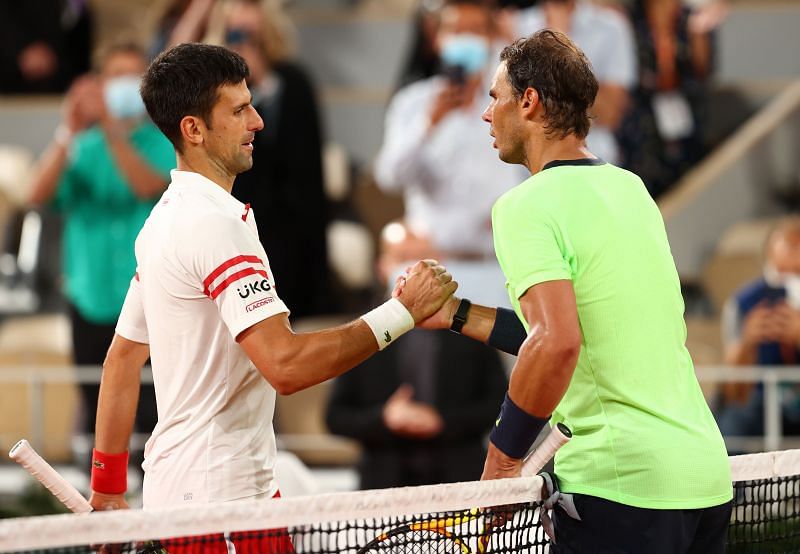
[246, 297, 275, 312]
[237, 279, 272, 299]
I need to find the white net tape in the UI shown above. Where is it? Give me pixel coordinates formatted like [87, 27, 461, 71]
[0, 474, 545, 551]
[2, 450, 800, 552]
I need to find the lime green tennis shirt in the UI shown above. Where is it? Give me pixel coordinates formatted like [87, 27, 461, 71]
[492, 159, 732, 509]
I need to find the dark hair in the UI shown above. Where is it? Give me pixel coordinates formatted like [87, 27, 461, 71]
[140, 43, 250, 152]
[500, 29, 598, 139]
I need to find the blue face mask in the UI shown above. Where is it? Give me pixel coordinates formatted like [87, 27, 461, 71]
[440, 34, 490, 76]
[104, 76, 146, 120]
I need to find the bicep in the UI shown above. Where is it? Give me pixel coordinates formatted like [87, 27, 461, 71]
[236, 312, 296, 379]
[105, 333, 150, 369]
[518, 280, 582, 349]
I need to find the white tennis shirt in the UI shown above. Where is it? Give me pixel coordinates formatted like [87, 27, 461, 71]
[115, 170, 290, 509]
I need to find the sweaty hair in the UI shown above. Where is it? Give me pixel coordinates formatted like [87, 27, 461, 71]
[140, 43, 250, 152]
[500, 29, 598, 139]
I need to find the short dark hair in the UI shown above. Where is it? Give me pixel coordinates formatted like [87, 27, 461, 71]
[500, 30, 598, 139]
[140, 43, 250, 152]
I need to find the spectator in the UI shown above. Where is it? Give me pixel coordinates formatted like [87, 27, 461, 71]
[26, 43, 174, 467]
[326, 329, 507, 489]
[375, 0, 527, 307]
[717, 218, 800, 440]
[217, 0, 332, 318]
[396, 0, 444, 89]
[616, 0, 715, 198]
[0, 0, 92, 94]
[515, 0, 637, 166]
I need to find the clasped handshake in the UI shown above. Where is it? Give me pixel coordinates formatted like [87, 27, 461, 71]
[390, 259, 461, 331]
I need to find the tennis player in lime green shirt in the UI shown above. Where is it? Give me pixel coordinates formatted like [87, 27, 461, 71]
[415, 30, 732, 552]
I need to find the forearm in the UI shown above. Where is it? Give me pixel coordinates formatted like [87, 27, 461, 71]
[725, 341, 758, 366]
[244, 318, 381, 395]
[95, 339, 149, 454]
[443, 298, 526, 355]
[104, 125, 167, 199]
[27, 139, 69, 205]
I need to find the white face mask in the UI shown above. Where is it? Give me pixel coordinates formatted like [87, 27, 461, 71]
[764, 265, 800, 309]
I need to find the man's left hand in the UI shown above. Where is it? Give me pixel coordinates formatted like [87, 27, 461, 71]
[481, 441, 523, 480]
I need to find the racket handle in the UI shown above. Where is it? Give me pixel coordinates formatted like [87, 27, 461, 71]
[9, 439, 93, 513]
[520, 423, 572, 477]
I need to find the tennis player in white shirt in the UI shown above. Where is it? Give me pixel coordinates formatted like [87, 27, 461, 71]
[87, 44, 455, 551]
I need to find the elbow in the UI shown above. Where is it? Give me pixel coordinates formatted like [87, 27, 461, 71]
[524, 327, 582, 374]
[256, 356, 306, 396]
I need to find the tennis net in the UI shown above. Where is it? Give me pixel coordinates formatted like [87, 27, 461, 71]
[1, 449, 799, 553]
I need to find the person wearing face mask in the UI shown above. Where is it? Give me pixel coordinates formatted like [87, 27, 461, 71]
[213, 0, 332, 319]
[26, 42, 174, 471]
[717, 217, 800, 443]
[375, 0, 527, 309]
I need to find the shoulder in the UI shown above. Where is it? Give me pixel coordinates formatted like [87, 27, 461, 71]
[579, 3, 632, 35]
[390, 77, 440, 108]
[273, 61, 316, 89]
[734, 279, 771, 311]
[517, 7, 545, 34]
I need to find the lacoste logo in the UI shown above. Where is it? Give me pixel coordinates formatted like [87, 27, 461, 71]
[384, 330, 392, 343]
[92, 460, 105, 469]
[246, 297, 274, 312]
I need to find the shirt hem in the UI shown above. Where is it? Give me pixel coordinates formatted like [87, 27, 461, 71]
[558, 481, 734, 510]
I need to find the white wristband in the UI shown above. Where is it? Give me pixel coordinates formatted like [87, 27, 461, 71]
[361, 297, 415, 350]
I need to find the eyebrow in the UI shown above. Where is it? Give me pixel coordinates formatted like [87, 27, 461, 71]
[234, 95, 253, 111]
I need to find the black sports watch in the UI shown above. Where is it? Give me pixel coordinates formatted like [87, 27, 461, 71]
[450, 298, 472, 334]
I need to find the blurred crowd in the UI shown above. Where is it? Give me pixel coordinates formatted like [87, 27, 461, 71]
[4, 0, 779, 492]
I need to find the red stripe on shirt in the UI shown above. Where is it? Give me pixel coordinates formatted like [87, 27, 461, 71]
[208, 267, 269, 300]
[203, 255, 264, 295]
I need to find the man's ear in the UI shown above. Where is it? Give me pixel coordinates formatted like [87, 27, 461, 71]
[520, 87, 540, 119]
[180, 115, 205, 148]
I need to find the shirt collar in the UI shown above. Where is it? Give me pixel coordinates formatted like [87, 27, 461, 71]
[168, 170, 245, 216]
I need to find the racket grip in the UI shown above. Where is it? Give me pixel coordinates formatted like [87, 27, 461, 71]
[9, 439, 93, 513]
[520, 423, 572, 477]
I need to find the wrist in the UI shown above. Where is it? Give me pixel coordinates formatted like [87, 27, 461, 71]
[361, 298, 415, 350]
[53, 124, 74, 148]
[90, 449, 128, 495]
[489, 393, 550, 459]
[449, 297, 471, 333]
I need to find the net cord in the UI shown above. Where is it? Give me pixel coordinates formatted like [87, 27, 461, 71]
[0, 475, 545, 551]
[3, 449, 800, 552]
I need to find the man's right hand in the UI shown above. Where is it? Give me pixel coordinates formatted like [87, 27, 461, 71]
[428, 81, 471, 130]
[394, 260, 457, 323]
[89, 491, 128, 512]
[741, 302, 784, 346]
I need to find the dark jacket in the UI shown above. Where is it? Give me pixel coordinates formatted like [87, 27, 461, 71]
[325, 329, 508, 489]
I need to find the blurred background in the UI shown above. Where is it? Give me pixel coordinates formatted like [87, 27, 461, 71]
[1, 0, 799, 516]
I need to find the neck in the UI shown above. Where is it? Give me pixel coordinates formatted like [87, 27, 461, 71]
[176, 151, 235, 193]
[522, 133, 595, 175]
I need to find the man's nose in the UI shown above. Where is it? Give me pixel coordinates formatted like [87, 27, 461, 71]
[250, 107, 264, 131]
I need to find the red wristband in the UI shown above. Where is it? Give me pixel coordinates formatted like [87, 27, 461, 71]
[90, 449, 128, 494]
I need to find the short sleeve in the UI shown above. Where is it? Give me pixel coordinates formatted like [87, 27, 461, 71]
[116, 273, 149, 344]
[492, 193, 573, 301]
[196, 215, 289, 339]
[50, 146, 81, 212]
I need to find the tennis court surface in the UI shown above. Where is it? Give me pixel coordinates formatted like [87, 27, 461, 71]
[1, 449, 799, 553]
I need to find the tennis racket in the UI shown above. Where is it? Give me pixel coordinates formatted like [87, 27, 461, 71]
[356, 422, 572, 554]
[9, 439, 166, 554]
[9, 439, 92, 513]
